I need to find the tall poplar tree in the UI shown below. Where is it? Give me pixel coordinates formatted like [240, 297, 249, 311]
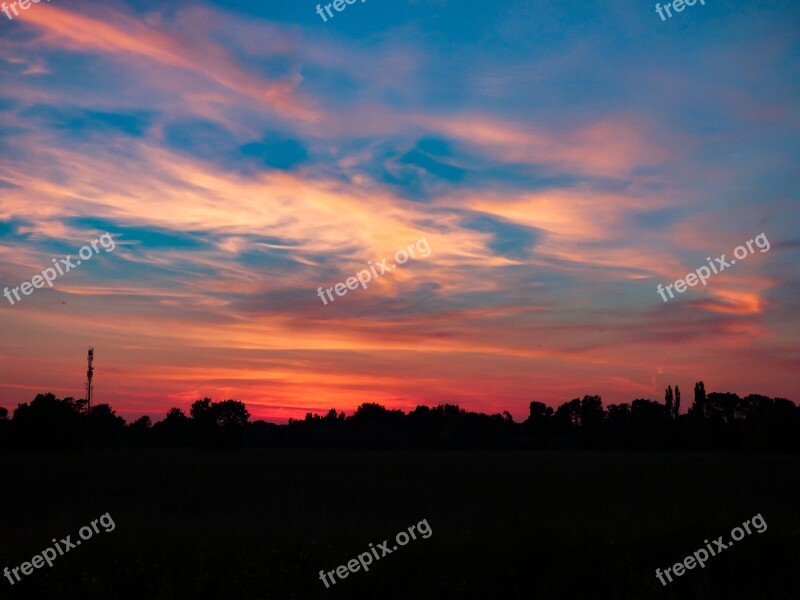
[665, 385, 674, 417]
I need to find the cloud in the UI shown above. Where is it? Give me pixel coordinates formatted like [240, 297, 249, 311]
[19, 4, 319, 120]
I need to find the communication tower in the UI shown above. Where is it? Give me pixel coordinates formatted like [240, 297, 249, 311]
[86, 347, 94, 411]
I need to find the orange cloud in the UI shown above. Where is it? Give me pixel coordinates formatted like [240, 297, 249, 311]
[414, 113, 672, 177]
[695, 289, 765, 315]
[20, 5, 318, 120]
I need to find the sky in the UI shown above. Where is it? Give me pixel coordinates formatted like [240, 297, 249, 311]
[0, 0, 798, 423]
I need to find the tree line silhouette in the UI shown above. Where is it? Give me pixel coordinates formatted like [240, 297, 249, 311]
[0, 381, 798, 451]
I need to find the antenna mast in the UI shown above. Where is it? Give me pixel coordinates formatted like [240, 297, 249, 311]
[86, 347, 94, 412]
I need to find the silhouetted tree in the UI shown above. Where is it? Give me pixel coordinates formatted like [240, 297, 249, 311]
[87, 404, 125, 447]
[166, 407, 189, 421]
[126, 415, 152, 447]
[190, 398, 213, 420]
[674, 386, 681, 419]
[189, 398, 249, 448]
[554, 398, 582, 429]
[213, 399, 250, 448]
[525, 401, 553, 442]
[630, 399, 669, 425]
[607, 403, 630, 427]
[190, 398, 215, 446]
[348, 402, 408, 448]
[152, 407, 192, 446]
[665, 386, 674, 417]
[527, 401, 553, 424]
[739, 395, 768, 421]
[64, 396, 88, 414]
[12, 393, 83, 449]
[579, 395, 604, 428]
[407, 405, 442, 446]
[323, 408, 345, 424]
[130, 415, 152, 429]
[212, 400, 250, 428]
[705, 392, 742, 423]
[691, 381, 706, 418]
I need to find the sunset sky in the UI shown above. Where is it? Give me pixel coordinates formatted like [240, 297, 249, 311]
[1, 0, 798, 422]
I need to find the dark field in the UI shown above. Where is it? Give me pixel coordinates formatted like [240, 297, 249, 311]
[1, 450, 798, 599]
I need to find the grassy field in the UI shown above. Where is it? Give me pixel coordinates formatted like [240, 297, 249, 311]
[0, 450, 798, 599]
